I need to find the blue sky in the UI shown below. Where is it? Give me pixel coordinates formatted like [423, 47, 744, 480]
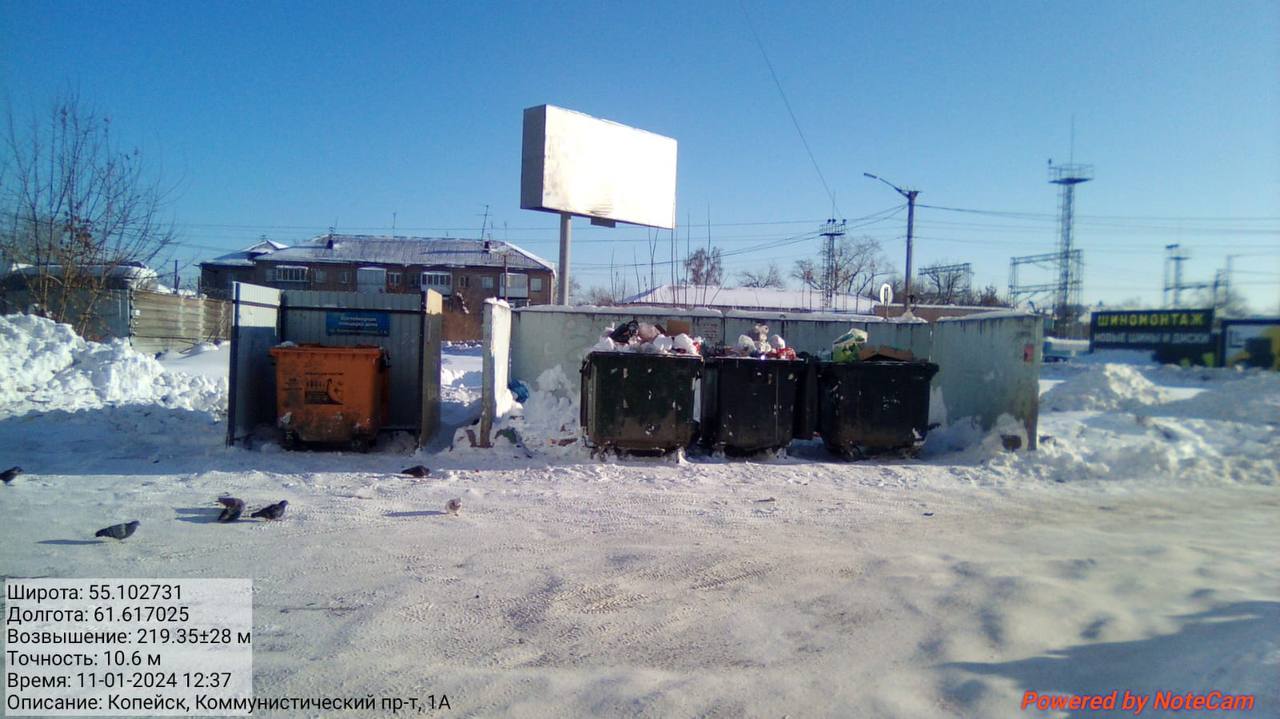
[2, 0, 1277, 310]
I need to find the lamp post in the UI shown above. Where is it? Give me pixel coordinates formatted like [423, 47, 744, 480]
[864, 172, 919, 317]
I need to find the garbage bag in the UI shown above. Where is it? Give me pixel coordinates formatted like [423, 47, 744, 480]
[831, 327, 869, 363]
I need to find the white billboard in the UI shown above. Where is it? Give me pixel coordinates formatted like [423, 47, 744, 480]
[521, 105, 677, 230]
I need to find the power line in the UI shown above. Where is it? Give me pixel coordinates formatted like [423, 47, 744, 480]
[738, 0, 838, 216]
[919, 203, 1280, 222]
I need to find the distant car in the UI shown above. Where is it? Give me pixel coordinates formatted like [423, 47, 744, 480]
[1043, 338, 1089, 362]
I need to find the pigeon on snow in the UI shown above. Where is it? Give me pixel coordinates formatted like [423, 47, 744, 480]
[95, 520, 140, 540]
[251, 500, 288, 521]
[1, 466, 22, 484]
[445, 498, 462, 515]
[217, 497, 244, 523]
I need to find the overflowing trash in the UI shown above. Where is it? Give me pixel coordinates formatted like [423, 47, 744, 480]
[580, 350, 702, 456]
[592, 320, 702, 356]
[717, 323, 799, 360]
[575, 318, 935, 458]
[831, 327, 869, 363]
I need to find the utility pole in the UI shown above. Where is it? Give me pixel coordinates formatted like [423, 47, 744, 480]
[1048, 162, 1092, 335]
[1165, 244, 1190, 307]
[864, 173, 919, 316]
[1163, 243, 1215, 308]
[501, 251, 509, 302]
[557, 213, 571, 305]
[905, 190, 918, 311]
[818, 218, 846, 310]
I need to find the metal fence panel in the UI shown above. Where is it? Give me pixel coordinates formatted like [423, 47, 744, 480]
[932, 313, 1042, 448]
[130, 291, 231, 353]
[227, 283, 281, 445]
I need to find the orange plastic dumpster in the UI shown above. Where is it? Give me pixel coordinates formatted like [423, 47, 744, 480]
[269, 344, 389, 451]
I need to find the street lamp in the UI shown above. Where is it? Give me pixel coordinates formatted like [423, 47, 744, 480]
[864, 172, 919, 317]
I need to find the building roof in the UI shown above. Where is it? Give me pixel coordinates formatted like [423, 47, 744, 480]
[623, 284, 877, 314]
[2, 262, 159, 290]
[258, 235, 555, 273]
[202, 239, 289, 268]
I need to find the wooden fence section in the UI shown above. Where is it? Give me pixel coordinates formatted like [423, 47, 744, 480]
[130, 291, 232, 353]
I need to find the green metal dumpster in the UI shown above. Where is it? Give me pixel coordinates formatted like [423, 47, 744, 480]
[580, 352, 702, 455]
[816, 360, 939, 457]
[701, 357, 808, 454]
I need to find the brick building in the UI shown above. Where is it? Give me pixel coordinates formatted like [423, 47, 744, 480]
[200, 234, 555, 340]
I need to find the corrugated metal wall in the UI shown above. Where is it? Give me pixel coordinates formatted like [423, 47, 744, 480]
[932, 314, 1043, 448]
[130, 291, 231, 353]
[510, 306, 890, 389]
[508, 306, 1042, 446]
[280, 291, 427, 429]
[0, 288, 131, 341]
[227, 283, 281, 445]
[1, 287, 231, 352]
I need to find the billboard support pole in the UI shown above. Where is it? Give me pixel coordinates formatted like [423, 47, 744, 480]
[557, 212, 572, 305]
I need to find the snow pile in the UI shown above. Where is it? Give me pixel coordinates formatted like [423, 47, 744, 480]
[1041, 364, 1172, 412]
[1152, 372, 1280, 425]
[0, 314, 226, 416]
[439, 352, 483, 427]
[451, 366, 583, 458]
[939, 366, 1280, 488]
[440, 366, 480, 388]
[158, 341, 219, 360]
[515, 366, 583, 456]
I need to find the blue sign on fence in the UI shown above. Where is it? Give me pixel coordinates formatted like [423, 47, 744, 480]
[325, 310, 390, 336]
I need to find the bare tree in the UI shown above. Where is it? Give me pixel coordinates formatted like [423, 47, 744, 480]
[575, 286, 618, 306]
[1193, 285, 1251, 318]
[1, 92, 175, 336]
[684, 247, 723, 286]
[974, 284, 1008, 307]
[738, 262, 784, 288]
[917, 262, 971, 304]
[792, 235, 891, 299]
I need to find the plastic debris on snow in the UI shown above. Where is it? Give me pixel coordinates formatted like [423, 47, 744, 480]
[0, 314, 226, 417]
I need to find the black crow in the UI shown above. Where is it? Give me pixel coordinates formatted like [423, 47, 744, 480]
[95, 520, 140, 540]
[251, 500, 288, 521]
[608, 320, 638, 344]
[1, 466, 22, 484]
[400, 465, 430, 477]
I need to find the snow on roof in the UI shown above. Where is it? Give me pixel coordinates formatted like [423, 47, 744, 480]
[935, 308, 1039, 322]
[4, 262, 158, 284]
[202, 239, 289, 268]
[517, 304, 726, 317]
[623, 284, 876, 314]
[259, 235, 555, 273]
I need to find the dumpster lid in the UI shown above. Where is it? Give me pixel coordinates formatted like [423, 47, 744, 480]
[269, 344, 386, 355]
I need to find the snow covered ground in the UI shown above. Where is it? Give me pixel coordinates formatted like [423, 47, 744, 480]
[1, 315, 1277, 717]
